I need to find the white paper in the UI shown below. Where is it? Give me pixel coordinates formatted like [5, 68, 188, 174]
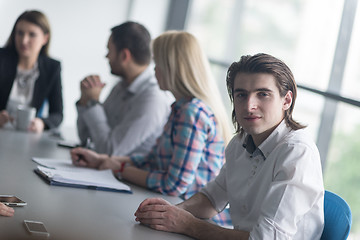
[33, 158, 131, 192]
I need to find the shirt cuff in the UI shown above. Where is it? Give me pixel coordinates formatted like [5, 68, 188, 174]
[200, 179, 229, 213]
[249, 217, 291, 240]
[76, 101, 87, 114]
[130, 154, 146, 168]
[146, 171, 161, 190]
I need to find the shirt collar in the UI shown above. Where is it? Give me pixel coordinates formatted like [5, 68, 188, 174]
[126, 66, 156, 94]
[259, 120, 291, 159]
[171, 97, 193, 111]
[242, 135, 257, 154]
[242, 119, 291, 159]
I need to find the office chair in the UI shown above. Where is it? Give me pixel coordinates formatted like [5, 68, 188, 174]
[321, 190, 352, 240]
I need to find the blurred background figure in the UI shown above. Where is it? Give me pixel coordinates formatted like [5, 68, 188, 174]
[76, 21, 173, 156]
[0, 10, 63, 133]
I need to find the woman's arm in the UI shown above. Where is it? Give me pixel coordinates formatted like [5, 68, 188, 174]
[70, 147, 131, 170]
[42, 61, 63, 129]
[120, 166, 149, 188]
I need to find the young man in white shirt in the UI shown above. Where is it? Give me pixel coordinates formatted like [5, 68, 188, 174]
[134, 53, 324, 239]
[76, 22, 173, 156]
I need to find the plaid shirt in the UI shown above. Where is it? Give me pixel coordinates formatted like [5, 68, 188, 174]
[130, 98, 225, 200]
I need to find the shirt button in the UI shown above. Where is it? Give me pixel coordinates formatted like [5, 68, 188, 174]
[241, 205, 247, 213]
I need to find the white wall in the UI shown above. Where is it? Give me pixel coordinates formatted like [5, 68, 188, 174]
[0, 0, 169, 129]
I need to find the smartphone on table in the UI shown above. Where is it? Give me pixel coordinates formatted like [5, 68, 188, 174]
[0, 195, 27, 206]
[24, 220, 50, 237]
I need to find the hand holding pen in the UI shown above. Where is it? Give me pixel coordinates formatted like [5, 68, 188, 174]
[70, 146, 103, 169]
[71, 138, 97, 166]
[70, 137, 122, 170]
[74, 137, 90, 163]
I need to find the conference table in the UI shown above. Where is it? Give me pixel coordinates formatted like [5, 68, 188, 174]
[0, 128, 192, 240]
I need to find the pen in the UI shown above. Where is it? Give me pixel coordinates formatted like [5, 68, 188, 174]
[76, 154, 84, 163]
[77, 137, 92, 163]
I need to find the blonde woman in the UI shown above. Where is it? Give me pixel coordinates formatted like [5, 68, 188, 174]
[71, 31, 232, 225]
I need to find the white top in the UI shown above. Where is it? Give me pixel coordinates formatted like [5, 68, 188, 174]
[6, 63, 39, 118]
[77, 66, 174, 156]
[201, 120, 324, 239]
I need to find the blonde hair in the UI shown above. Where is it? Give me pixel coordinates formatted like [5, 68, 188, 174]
[152, 31, 232, 143]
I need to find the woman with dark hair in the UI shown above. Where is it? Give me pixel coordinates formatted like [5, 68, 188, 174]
[0, 10, 63, 132]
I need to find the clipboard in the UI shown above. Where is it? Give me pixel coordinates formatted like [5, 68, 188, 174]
[33, 158, 132, 194]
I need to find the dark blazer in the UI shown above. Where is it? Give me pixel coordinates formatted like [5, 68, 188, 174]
[0, 48, 63, 129]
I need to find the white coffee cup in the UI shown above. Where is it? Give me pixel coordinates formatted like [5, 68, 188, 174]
[16, 106, 36, 131]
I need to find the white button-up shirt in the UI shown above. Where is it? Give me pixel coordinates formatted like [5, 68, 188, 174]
[201, 120, 324, 239]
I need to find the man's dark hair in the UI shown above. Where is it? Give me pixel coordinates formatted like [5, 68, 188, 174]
[111, 21, 151, 65]
[226, 53, 306, 135]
